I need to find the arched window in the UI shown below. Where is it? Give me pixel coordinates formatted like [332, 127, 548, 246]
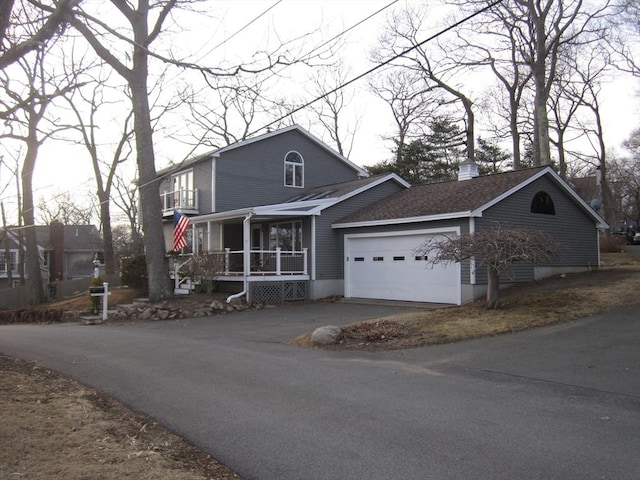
[284, 151, 303, 187]
[531, 191, 555, 215]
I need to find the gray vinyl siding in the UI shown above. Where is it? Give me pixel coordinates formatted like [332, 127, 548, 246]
[194, 160, 212, 213]
[215, 130, 361, 211]
[475, 175, 599, 283]
[336, 218, 472, 283]
[314, 181, 407, 280]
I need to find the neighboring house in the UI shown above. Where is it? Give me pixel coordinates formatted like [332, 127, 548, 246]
[159, 125, 607, 305]
[0, 222, 103, 288]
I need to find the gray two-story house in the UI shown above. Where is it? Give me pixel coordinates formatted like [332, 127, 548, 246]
[159, 125, 607, 305]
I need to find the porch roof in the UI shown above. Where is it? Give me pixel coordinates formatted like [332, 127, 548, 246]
[189, 173, 410, 224]
[189, 198, 336, 224]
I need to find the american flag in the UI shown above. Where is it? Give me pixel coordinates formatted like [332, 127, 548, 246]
[173, 211, 190, 251]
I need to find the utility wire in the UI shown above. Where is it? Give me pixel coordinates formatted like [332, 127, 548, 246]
[191, 0, 284, 65]
[252, 0, 504, 136]
[136, 0, 503, 194]
[249, 0, 400, 91]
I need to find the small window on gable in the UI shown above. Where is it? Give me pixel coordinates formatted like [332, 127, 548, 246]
[531, 191, 555, 215]
[284, 151, 304, 188]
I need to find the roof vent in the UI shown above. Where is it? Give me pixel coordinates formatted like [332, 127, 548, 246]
[458, 159, 479, 181]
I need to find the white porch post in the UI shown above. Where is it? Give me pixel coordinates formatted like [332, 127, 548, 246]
[224, 248, 230, 274]
[275, 247, 281, 275]
[243, 214, 252, 284]
[302, 248, 308, 275]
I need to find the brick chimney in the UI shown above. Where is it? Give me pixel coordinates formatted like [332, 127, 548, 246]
[49, 221, 64, 281]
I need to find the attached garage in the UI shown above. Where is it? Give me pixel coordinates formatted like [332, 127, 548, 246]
[344, 230, 461, 304]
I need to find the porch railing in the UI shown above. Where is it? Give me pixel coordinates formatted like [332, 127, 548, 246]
[170, 248, 308, 280]
[223, 248, 307, 276]
[161, 188, 199, 213]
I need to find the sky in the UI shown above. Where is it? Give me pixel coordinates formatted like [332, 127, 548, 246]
[4, 0, 639, 225]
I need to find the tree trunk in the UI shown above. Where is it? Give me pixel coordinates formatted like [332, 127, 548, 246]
[510, 101, 522, 170]
[21, 136, 45, 305]
[130, 13, 171, 302]
[485, 267, 500, 309]
[530, 0, 552, 166]
[98, 190, 115, 275]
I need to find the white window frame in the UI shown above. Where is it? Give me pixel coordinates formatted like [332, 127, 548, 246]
[284, 151, 304, 188]
[171, 169, 195, 208]
[0, 249, 19, 274]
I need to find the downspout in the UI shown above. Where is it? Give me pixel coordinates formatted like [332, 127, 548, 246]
[469, 217, 476, 285]
[226, 212, 253, 303]
[311, 216, 316, 281]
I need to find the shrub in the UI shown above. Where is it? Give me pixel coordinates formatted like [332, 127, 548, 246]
[600, 233, 626, 253]
[121, 255, 148, 291]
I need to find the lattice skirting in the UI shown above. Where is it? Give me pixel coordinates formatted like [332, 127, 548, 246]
[249, 280, 309, 304]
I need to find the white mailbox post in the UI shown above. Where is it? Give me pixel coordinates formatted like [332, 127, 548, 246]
[89, 282, 111, 322]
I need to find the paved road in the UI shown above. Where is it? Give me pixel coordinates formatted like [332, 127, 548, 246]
[1, 302, 639, 480]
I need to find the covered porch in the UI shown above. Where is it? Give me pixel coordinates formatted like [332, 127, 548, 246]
[175, 199, 332, 302]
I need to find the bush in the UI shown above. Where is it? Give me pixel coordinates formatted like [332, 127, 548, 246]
[121, 255, 148, 291]
[89, 276, 104, 314]
[600, 233, 626, 253]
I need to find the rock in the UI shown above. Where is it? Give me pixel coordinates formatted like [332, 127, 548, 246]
[311, 326, 343, 345]
[157, 309, 170, 320]
[139, 308, 154, 320]
[210, 300, 225, 310]
[61, 311, 80, 322]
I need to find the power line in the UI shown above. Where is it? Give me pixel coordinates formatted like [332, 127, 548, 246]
[190, 0, 284, 65]
[252, 0, 504, 136]
[248, 0, 400, 91]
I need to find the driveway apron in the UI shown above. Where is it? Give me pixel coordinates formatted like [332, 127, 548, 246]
[1, 302, 639, 480]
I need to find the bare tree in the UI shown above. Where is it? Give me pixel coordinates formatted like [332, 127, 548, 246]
[454, 4, 534, 169]
[609, 0, 640, 77]
[63, 75, 135, 275]
[177, 75, 271, 149]
[369, 69, 438, 164]
[36, 191, 96, 225]
[306, 62, 359, 158]
[0, 0, 79, 69]
[68, 1, 326, 301]
[377, 7, 478, 162]
[0, 42, 82, 304]
[112, 170, 143, 255]
[419, 225, 559, 309]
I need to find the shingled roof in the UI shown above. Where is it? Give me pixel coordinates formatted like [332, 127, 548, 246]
[334, 166, 559, 225]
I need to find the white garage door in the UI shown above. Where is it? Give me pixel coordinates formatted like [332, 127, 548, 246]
[345, 232, 460, 304]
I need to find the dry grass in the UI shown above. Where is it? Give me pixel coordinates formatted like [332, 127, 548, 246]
[291, 251, 640, 350]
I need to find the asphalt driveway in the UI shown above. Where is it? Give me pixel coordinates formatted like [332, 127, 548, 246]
[1, 301, 639, 480]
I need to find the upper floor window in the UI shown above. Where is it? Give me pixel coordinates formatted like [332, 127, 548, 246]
[170, 170, 195, 209]
[284, 151, 304, 188]
[531, 191, 555, 215]
[172, 170, 193, 195]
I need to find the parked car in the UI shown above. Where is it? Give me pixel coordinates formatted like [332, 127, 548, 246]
[632, 233, 640, 245]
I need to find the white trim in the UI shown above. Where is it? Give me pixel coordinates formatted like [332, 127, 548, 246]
[284, 150, 304, 188]
[311, 216, 317, 281]
[343, 227, 461, 304]
[333, 211, 473, 229]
